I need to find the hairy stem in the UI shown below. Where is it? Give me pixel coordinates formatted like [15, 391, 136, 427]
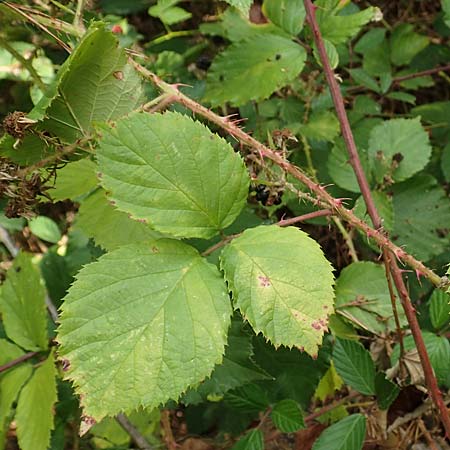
[304, 0, 450, 436]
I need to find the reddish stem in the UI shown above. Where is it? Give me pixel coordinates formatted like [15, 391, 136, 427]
[304, 0, 450, 437]
[0, 351, 38, 374]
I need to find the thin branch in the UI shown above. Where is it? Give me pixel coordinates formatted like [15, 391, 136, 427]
[116, 413, 154, 450]
[130, 59, 446, 290]
[0, 36, 46, 91]
[276, 209, 333, 227]
[201, 210, 333, 257]
[305, 391, 361, 423]
[332, 217, 359, 262]
[304, 0, 450, 437]
[0, 351, 38, 374]
[73, 0, 86, 31]
[0, 225, 19, 257]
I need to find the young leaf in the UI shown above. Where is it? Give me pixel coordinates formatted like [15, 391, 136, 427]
[205, 35, 306, 106]
[333, 338, 376, 395]
[15, 353, 58, 450]
[429, 289, 450, 330]
[58, 239, 232, 420]
[231, 429, 264, 450]
[334, 262, 406, 334]
[96, 111, 249, 239]
[75, 189, 163, 251]
[28, 216, 61, 244]
[0, 252, 48, 351]
[262, 0, 306, 35]
[312, 414, 366, 450]
[225, 384, 270, 413]
[368, 118, 431, 184]
[271, 399, 305, 433]
[316, 2, 378, 44]
[221, 226, 335, 355]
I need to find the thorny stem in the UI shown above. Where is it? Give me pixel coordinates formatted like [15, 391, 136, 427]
[304, 0, 450, 437]
[0, 351, 38, 374]
[129, 59, 447, 290]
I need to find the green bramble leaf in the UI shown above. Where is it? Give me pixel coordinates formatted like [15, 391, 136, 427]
[1, 24, 143, 164]
[148, 0, 192, 26]
[96, 111, 249, 239]
[224, 0, 252, 16]
[375, 373, 399, 410]
[15, 353, 57, 450]
[49, 158, 98, 202]
[75, 189, 163, 251]
[333, 338, 376, 395]
[28, 216, 61, 244]
[368, 118, 432, 184]
[231, 429, 264, 450]
[262, 0, 306, 35]
[312, 414, 366, 450]
[205, 35, 306, 107]
[57, 239, 232, 420]
[389, 24, 429, 67]
[271, 399, 305, 433]
[429, 289, 450, 331]
[0, 340, 33, 445]
[0, 252, 48, 351]
[220, 226, 335, 356]
[391, 175, 450, 261]
[315, 1, 379, 45]
[334, 261, 407, 335]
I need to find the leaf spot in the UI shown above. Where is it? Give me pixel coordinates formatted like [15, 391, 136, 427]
[258, 275, 271, 287]
[113, 71, 124, 80]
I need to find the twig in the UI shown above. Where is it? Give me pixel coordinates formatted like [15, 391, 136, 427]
[161, 410, 177, 450]
[418, 419, 440, 450]
[0, 36, 46, 91]
[0, 351, 38, 374]
[129, 59, 447, 290]
[116, 413, 154, 450]
[0, 225, 19, 257]
[304, 0, 450, 437]
[332, 217, 359, 262]
[45, 293, 59, 324]
[305, 391, 360, 423]
[4, 2, 72, 53]
[73, 0, 86, 31]
[276, 209, 333, 227]
[347, 63, 450, 93]
[201, 210, 333, 257]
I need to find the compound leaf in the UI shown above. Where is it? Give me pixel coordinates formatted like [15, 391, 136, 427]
[96, 111, 249, 239]
[58, 239, 232, 420]
[15, 354, 57, 450]
[205, 35, 306, 106]
[221, 226, 334, 355]
[0, 252, 48, 351]
[224, 0, 252, 16]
